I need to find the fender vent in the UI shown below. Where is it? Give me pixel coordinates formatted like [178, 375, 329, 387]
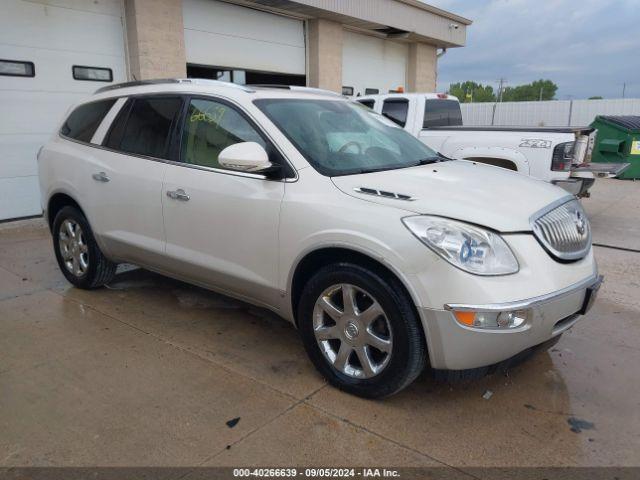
[354, 187, 416, 201]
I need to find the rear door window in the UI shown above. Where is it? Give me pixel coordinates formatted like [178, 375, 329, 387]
[60, 99, 117, 143]
[381, 99, 408, 127]
[423, 99, 463, 128]
[107, 96, 183, 159]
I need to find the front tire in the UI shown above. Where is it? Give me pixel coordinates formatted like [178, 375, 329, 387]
[52, 206, 117, 289]
[298, 263, 426, 398]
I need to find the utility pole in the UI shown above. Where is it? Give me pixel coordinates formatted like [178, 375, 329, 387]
[497, 78, 506, 102]
[539, 86, 543, 101]
[622, 82, 626, 99]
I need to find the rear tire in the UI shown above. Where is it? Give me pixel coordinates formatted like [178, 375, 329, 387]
[52, 206, 117, 289]
[298, 263, 426, 398]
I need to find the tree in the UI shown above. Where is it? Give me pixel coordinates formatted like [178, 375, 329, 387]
[502, 79, 558, 101]
[448, 81, 496, 103]
[588, 96, 603, 100]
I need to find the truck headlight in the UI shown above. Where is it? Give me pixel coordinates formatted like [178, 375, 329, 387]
[402, 216, 519, 275]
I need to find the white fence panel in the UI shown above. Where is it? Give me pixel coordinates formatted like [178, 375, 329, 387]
[461, 98, 640, 127]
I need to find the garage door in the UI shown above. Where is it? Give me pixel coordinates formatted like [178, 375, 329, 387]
[342, 31, 408, 98]
[183, 0, 305, 76]
[0, 0, 127, 221]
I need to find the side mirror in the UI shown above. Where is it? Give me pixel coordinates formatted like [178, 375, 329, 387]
[218, 142, 273, 173]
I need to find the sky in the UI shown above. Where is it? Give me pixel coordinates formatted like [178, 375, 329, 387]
[427, 0, 640, 99]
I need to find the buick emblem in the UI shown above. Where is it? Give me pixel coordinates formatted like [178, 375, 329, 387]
[574, 211, 586, 236]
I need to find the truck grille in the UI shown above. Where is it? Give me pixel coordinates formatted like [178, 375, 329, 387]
[532, 199, 591, 261]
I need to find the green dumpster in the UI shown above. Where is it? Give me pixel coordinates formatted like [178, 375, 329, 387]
[590, 115, 640, 179]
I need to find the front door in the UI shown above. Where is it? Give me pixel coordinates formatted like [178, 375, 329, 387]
[161, 97, 285, 307]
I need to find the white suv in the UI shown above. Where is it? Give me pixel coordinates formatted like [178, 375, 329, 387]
[38, 79, 601, 398]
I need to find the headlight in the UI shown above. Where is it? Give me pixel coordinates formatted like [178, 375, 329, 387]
[402, 216, 519, 275]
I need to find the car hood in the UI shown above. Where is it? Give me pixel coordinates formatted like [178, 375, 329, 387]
[331, 161, 570, 232]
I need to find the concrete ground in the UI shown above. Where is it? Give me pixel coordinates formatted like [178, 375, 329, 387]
[1, 178, 639, 472]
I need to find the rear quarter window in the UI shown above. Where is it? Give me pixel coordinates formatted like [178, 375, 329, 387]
[60, 99, 117, 143]
[381, 99, 408, 127]
[423, 99, 463, 128]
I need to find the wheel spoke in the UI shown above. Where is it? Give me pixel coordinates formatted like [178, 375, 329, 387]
[365, 329, 392, 353]
[72, 256, 81, 276]
[355, 346, 376, 377]
[65, 221, 75, 239]
[341, 284, 358, 315]
[319, 296, 343, 322]
[334, 342, 352, 372]
[79, 243, 88, 254]
[79, 254, 89, 271]
[315, 324, 340, 341]
[358, 301, 384, 327]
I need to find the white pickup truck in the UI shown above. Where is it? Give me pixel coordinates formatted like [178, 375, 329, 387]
[356, 93, 628, 197]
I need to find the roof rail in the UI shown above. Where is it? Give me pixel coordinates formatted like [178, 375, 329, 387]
[95, 78, 255, 94]
[248, 84, 343, 98]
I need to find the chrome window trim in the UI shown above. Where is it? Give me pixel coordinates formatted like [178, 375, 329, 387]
[528, 196, 592, 261]
[444, 273, 602, 312]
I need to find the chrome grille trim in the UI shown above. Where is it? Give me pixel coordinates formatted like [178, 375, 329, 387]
[530, 197, 591, 261]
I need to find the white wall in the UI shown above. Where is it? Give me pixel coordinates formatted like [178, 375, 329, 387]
[461, 98, 640, 127]
[0, 0, 127, 220]
[183, 0, 305, 75]
[342, 30, 408, 97]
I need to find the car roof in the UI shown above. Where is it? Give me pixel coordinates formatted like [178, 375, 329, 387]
[358, 92, 460, 102]
[89, 78, 345, 103]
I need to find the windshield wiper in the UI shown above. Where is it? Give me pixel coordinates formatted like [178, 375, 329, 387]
[416, 153, 452, 165]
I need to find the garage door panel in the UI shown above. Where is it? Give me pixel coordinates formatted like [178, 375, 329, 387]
[0, 91, 92, 135]
[184, 0, 304, 47]
[0, 134, 49, 179]
[0, 176, 42, 220]
[183, 0, 305, 75]
[1, 0, 125, 56]
[342, 31, 408, 97]
[0, 45, 126, 93]
[0, 0, 126, 220]
[184, 29, 305, 75]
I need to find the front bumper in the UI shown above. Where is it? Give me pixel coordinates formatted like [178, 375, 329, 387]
[420, 274, 603, 370]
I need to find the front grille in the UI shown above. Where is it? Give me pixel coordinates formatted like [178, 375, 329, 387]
[532, 199, 591, 261]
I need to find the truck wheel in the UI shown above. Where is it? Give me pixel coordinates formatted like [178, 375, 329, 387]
[52, 206, 117, 289]
[298, 263, 426, 398]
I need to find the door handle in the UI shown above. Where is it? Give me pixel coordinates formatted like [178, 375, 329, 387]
[92, 172, 110, 182]
[166, 188, 190, 201]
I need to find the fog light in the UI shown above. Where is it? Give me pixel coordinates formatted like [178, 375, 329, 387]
[454, 309, 529, 329]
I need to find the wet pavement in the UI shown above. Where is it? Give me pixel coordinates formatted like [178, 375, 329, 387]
[1, 178, 639, 471]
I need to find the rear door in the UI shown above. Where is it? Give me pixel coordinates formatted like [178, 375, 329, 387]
[84, 95, 183, 265]
[161, 96, 285, 307]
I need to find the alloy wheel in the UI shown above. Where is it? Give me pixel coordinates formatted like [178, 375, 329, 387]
[312, 283, 393, 379]
[58, 219, 89, 277]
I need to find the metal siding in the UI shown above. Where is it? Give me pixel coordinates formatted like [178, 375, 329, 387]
[461, 99, 640, 127]
[286, 0, 466, 46]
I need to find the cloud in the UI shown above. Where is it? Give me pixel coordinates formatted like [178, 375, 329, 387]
[428, 0, 640, 99]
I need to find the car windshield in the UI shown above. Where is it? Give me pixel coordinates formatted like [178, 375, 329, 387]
[254, 98, 440, 176]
